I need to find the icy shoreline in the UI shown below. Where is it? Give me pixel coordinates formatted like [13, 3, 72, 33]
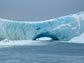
[0, 32, 84, 48]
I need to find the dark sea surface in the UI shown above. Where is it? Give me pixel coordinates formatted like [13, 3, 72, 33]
[0, 41, 84, 63]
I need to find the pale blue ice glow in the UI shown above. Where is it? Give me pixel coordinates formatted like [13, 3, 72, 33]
[0, 11, 84, 41]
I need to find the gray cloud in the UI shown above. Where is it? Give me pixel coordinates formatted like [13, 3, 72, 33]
[0, 0, 84, 21]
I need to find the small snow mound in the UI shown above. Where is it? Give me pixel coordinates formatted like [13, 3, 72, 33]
[70, 33, 84, 43]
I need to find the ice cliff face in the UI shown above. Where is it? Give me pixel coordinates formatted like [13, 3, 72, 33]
[0, 11, 84, 40]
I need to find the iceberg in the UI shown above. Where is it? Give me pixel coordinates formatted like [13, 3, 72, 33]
[0, 11, 84, 41]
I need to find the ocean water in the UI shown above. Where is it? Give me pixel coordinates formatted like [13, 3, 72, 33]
[0, 33, 84, 63]
[0, 40, 84, 63]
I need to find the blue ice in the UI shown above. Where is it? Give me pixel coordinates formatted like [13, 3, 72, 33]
[0, 11, 84, 41]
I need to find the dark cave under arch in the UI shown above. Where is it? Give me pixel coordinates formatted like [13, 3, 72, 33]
[33, 32, 59, 40]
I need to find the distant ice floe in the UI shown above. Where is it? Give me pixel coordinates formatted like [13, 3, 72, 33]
[0, 40, 52, 48]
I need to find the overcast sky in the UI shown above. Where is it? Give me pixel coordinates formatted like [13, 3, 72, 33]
[0, 0, 84, 21]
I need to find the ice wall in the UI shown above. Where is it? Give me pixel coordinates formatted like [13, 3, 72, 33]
[0, 11, 84, 40]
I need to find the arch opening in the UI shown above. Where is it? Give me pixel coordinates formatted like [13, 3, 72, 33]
[36, 37, 53, 40]
[33, 35, 59, 40]
[33, 32, 59, 40]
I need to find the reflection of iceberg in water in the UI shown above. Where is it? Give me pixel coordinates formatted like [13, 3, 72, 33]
[0, 11, 84, 42]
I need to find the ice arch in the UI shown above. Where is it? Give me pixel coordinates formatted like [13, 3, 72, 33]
[33, 32, 59, 40]
[0, 11, 84, 41]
